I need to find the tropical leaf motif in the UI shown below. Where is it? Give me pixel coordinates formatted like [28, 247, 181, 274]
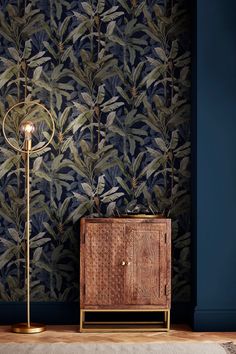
[0, 0, 191, 303]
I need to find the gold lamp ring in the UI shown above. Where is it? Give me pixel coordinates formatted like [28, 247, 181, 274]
[2, 101, 55, 153]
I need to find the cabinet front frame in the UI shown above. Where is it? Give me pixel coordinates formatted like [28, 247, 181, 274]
[80, 217, 171, 310]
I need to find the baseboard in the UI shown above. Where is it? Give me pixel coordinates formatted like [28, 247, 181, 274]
[194, 308, 236, 331]
[171, 302, 192, 324]
[0, 301, 191, 325]
[0, 302, 79, 325]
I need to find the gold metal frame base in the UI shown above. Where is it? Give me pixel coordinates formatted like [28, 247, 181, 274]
[80, 309, 170, 333]
[11, 323, 46, 334]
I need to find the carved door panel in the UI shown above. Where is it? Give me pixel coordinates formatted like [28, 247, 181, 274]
[125, 223, 168, 306]
[84, 222, 129, 306]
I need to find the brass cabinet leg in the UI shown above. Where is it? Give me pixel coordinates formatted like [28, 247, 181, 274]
[163, 310, 170, 331]
[167, 309, 170, 331]
[80, 310, 85, 332]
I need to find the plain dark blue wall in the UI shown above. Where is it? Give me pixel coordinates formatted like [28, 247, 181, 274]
[194, 0, 236, 330]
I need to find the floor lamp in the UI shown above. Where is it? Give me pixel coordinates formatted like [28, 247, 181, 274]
[2, 101, 55, 334]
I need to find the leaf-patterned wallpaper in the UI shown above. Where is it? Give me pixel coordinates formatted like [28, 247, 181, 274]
[0, 0, 191, 302]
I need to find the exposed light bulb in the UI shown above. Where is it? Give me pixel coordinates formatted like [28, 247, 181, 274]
[20, 121, 35, 134]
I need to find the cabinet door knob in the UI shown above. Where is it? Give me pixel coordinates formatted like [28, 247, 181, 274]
[121, 261, 126, 266]
[126, 261, 131, 266]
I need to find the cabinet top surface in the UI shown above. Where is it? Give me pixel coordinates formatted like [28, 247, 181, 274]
[81, 216, 171, 223]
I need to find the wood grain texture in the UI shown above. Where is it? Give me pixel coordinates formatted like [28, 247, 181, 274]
[125, 222, 169, 307]
[80, 217, 171, 310]
[0, 325, 235, 343]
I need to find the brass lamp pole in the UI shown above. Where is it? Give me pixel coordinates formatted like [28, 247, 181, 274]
[2, 101, 55, 334]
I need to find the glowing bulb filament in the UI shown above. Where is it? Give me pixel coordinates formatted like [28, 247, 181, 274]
[20, 121, 35, 151]
[20, 121, 35, 135]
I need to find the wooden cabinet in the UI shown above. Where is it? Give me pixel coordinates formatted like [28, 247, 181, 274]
[80, 217, 171, 332]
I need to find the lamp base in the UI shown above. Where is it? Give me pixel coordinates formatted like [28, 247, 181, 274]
[11, 323, 46, 334]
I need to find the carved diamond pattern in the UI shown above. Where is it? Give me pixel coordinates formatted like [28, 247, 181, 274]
[85, 223, 127, 305]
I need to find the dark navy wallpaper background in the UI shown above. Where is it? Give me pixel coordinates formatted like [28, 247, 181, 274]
[0, 0, 191, 303]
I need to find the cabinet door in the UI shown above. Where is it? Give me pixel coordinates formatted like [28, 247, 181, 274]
[84, 222, 129, 306]
[125, 223, 170, 306]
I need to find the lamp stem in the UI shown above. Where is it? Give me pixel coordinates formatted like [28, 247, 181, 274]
[26, 149, 30, 328]
[11, 143, 46, 333]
